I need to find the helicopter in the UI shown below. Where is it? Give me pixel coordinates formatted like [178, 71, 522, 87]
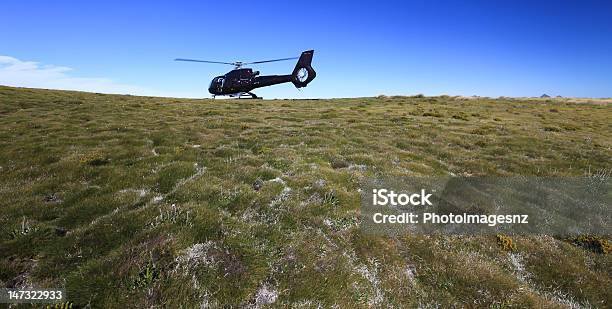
[175, 50, 316, 99]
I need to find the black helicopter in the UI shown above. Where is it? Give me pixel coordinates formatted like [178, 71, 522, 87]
[175, 50, 316, 99]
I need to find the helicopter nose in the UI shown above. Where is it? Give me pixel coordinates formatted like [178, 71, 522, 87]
[208, 84, 218, 94]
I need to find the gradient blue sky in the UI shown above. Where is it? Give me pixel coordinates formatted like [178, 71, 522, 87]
[2, 0, 612, 98]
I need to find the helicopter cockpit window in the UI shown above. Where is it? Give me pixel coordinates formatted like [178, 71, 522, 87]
[210, 77, 224, 91]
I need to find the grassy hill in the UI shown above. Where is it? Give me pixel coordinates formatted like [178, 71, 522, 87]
[0, 86, 610, 308]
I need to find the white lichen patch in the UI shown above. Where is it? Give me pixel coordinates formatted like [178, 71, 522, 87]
[252, 283, 279, 308]
[336, 230, 390, 306]
[313, 178, 326, 188]
[509, 252, 530, 283]
[348, 164, 367, 172]
[268, 177, 286, 185]
[404, 264, 417, 286]
[175, 241, 218, 273]
[322, 217, 359, 232]
[269, 186, 292, 207]
[353, 257, 385, 306]
[199, 291, 216, 309]
[118, 188, 148, 197]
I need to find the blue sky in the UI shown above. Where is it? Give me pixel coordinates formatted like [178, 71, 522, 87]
[2, 0, 612, 98]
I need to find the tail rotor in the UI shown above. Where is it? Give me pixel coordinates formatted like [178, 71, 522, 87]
[291, 50, 316, 88]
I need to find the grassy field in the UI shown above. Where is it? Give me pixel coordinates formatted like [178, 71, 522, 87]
[0, 85, 610, 308]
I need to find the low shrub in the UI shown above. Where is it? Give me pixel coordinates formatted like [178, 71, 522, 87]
[570, 235, 611, 254]
[496, 234, 516, 252]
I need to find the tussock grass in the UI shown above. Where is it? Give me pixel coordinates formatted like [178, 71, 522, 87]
[0, 86, 610, 307]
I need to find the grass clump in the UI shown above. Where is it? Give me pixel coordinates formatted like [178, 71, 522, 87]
[422, 111, 443, 117]
[543, 125, 561, 132]
[451, 113, 469, 121]
[8, 216, 36, 239]
[79, 150, 109, 165]
[132, 259, 160, 289]
[330, 157, 349, 169]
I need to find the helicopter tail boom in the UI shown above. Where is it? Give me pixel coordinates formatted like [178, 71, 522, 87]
[291, 50, 316, 88]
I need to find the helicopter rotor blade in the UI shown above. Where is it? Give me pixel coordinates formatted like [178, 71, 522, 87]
[174, 58, 235, 65]
[246, 57, 299, 65]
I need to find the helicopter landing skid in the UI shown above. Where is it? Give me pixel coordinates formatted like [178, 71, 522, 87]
[212, 92, 262, 99]
[232, 92, 262, 99]
[240, 92, 261, 99]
